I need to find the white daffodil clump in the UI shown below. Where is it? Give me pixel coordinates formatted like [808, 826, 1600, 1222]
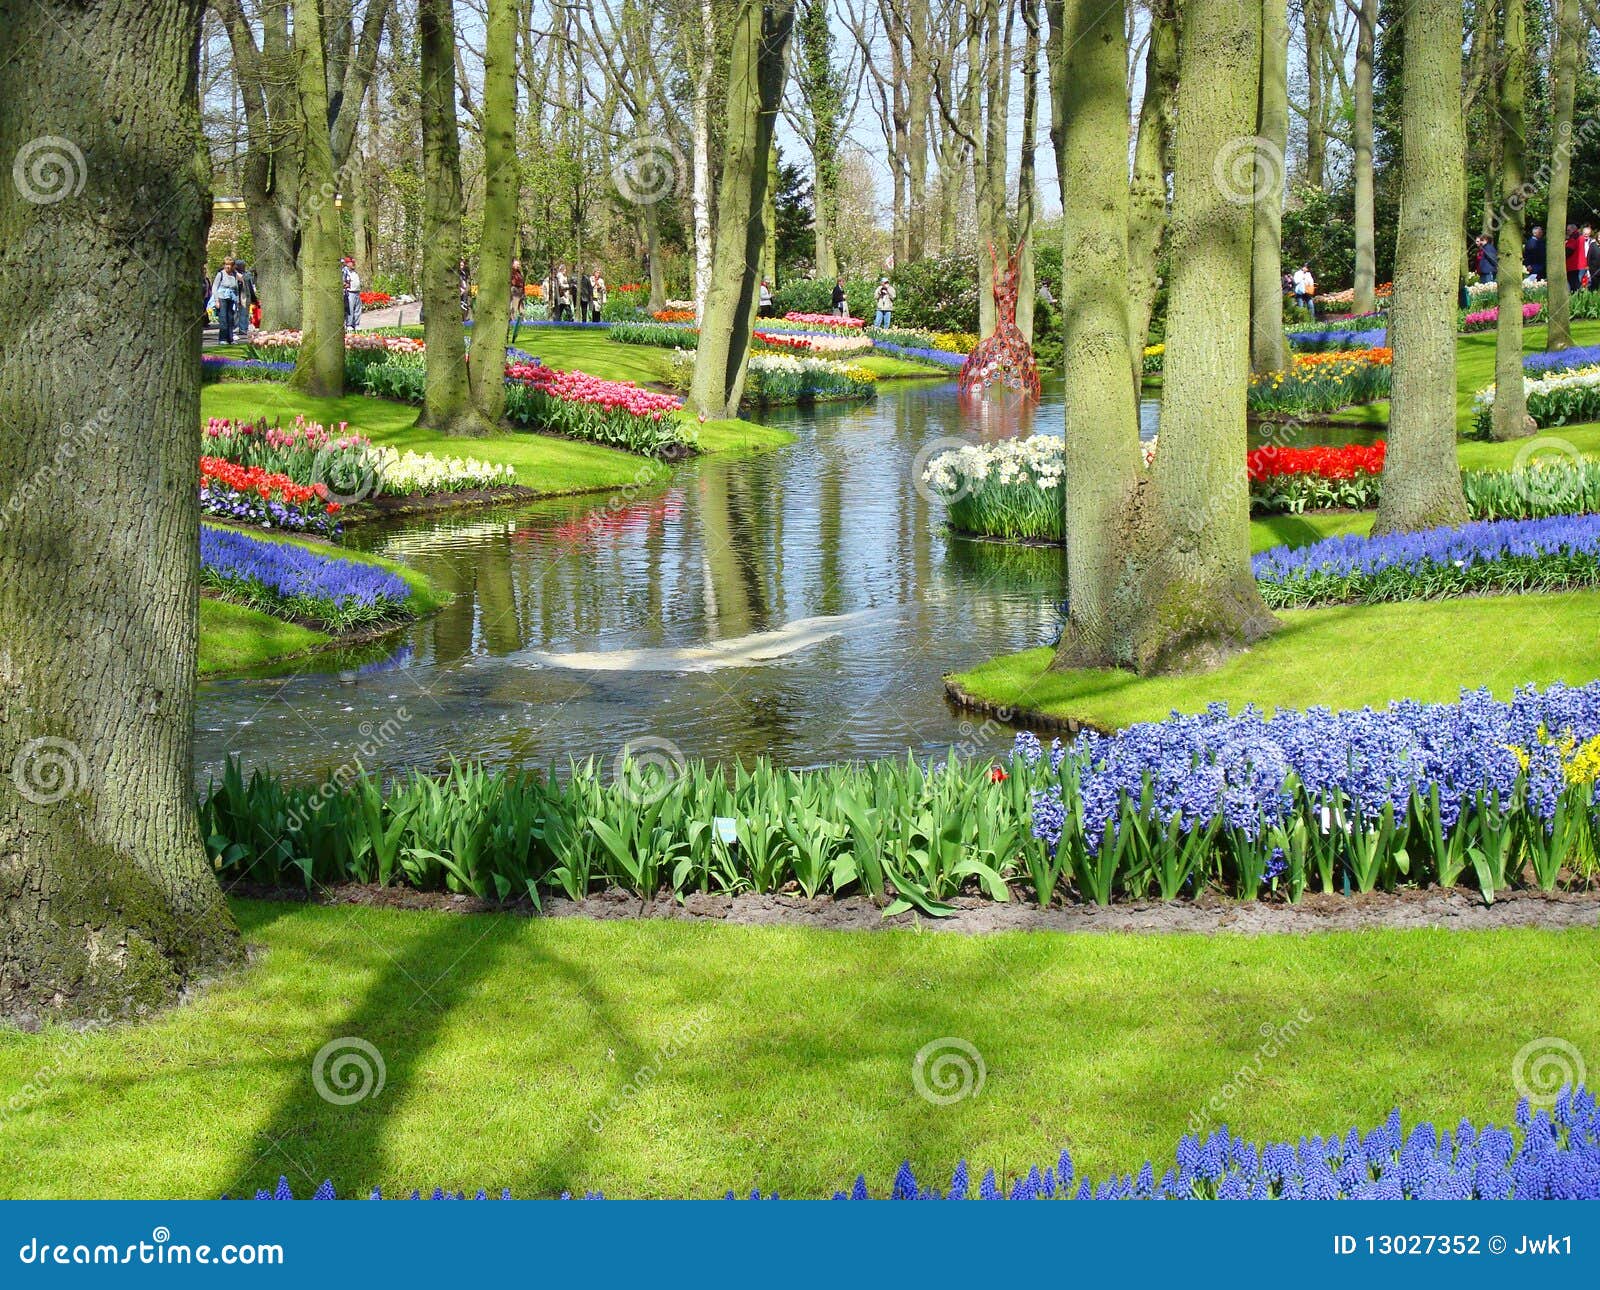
[375, 448, 518, 495]
[922, 434, 1158, 496]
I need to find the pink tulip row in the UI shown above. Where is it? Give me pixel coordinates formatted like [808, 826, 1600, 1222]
[505, 361, 683, 420]
[249, 330, 425, 355]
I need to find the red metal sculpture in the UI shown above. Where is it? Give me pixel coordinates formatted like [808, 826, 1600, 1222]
[958, 241, 1041, 401]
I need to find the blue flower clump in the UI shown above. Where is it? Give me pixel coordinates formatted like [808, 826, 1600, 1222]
[200, 525, 409, 629]
[1523, 343, 1600, 375]
[1286, 328, 1386, 351]
[1251, 512, 1600, 607]
[247, 1085, 1600, 1199]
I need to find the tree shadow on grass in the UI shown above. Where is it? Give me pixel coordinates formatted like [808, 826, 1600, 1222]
[217, 907, 528, 1198]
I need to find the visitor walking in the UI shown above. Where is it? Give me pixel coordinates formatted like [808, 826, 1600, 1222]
[1524, 226, 1547, 282]
[553, 263, 572, 320]
[1291, 263, 1316, 317]
[509, 258, 525, 343]
[234, 261, 256, 340]
[758, 279, 774, 318]
[873, 275, 896, 328]
[578, 267, 594, 323]
[458, 258, 472, 319]
[1566, 224, 1585, 292]
[1475, 234, 1498, 284]
[207, 256, 243, 344]
[1587, 232, 1600, 293]
[592, 271, 608, 319]
[342, 257, 363, 330]
[831, 276, 847, 318]
[543, 265, 558, 320]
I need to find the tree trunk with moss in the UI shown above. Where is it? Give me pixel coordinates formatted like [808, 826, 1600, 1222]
[467, 0, 517, 425]
[1127, 0, 1176, 388]
[1373, 0, 1470, 534]
[416, 0, 491, 435]
[1546, 0, 1578, 352]
[1015, 0, 1040, 343]
[1047, 0, 1145, 669]
[0, 0, 242, 1020]
[1491, 0, 1530, 441]
[1249, 0, 1289, 375]
[688, 0, 797, 418]
[1351, 0, 1377, 315]
[1304, 0, 1327, 187]
[288, 0, 345, 397]
[1144, 0, 1277, 669]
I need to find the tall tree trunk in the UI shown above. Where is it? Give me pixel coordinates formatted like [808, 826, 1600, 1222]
[1127, 0, 1176, 387]
[764, 143, 779, 285]
[1350, 0, 1377, 315]
[1144, 0, 1277, 668]
[1304, 0, 1326, 187]
[905, 0, 932, 261]
[692, 0, 717, 316]
[1373, 0, 1470, 533]
[1048, 0, 1144, 670]
[0, 0, 241, 1019]
[1015, 0, 1040, 342]
[417, 0, 491, 434]
[1491, 0, 1530, 440]
[1250, 0, 1289, 374]
[467, 0, 517, 424]
[290, 0, 346, 396]
[688, 0, 797, 417]
[1547, 0, 1579, 351]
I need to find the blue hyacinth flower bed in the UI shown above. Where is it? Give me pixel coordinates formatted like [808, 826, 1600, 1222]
[1286, 327, 1386, 351]
[247, 1086, 1600, 1199]
[1021, 680, 1600, 900]
[201, 354, 295, 383]
[866, 339, 967, 369]
[1251, 512, 1600, 608]
[200, 525, 412, 632]
[1523, 344, 1600, 375]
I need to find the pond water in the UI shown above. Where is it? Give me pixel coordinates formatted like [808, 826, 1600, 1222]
[193, 379, 1374, 784]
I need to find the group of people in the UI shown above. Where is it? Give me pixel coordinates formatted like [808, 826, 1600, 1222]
[205, 257, 258, 344]
[1287, 263, 1317, 317]
[1476, 224, 1600, 290]
[537, 263, 608, 324]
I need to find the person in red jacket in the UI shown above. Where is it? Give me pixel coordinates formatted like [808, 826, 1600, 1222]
[1566, 224, 1585, 292]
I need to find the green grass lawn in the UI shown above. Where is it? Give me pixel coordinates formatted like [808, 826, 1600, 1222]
[198, 523, 445, 676]
[1320, 316, 1600, 440]
[949, 587, 1600, 730]
[1, 899, 1593, 1199]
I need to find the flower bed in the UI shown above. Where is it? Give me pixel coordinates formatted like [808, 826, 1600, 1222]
[504, 357, 691, 454]
[200, 458, 342, 535]
[868, 339, 967, 370]
[1472, 365, 1600, 436]
[1313, 283, 1393, 311]
[607, 320, 697, 348]
[753, 328, 873, 356]
[1463, 301, 1544, 333]
[1286, 326, 1386, 351]
[252, 1087, 1600, 1199]
[1247, 442, 1385, 512]
[666, 349, 877, 405]
[1142, 344, 1164, 374]
[203, 417, 516, 500]
[201, 678, 1600, 909]
[782, 311, 867, 330]
[201, 355, 293, 383]
[1525, 344, 1600, 376]
[359, 291, 393, 307]
[199, 525, 411, 631]
[1248, 348, 1392, 417]
[1252, 512, 1600, 608]
[651, 308, 696, 323]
